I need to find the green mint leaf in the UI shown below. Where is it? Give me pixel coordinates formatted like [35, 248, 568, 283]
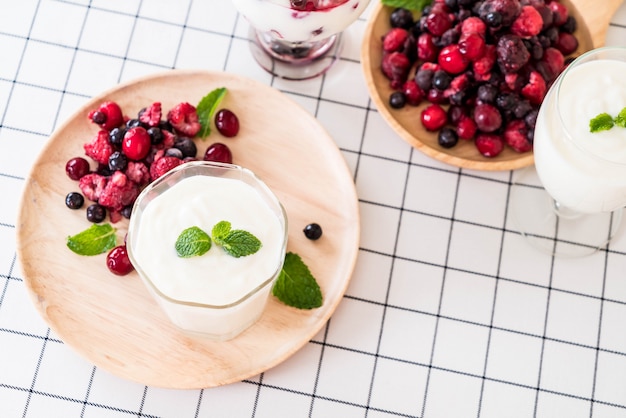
[211, 220, 231, 245]
[381, 0, 432, 11]
[614, 107, 626, 128]
[196, 87, 227, 138]
[590, 112, 615, 133]
[67, 223, 117, 256]
[272, 252, 322, 310]
[220, 230, 262, 258]
[175, 226, 212, 258]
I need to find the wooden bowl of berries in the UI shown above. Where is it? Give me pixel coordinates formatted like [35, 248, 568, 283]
[361, 0, 595, 171]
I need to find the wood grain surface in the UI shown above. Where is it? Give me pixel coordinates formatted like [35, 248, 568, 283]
[16, 71, 360, 389]
[361, 0, 612, 171]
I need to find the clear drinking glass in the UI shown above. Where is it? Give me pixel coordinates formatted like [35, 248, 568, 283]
[230, 0, 371, 80]
[510, 47, 626, 257]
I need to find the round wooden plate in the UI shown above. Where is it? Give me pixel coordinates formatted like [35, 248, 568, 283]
[16, 70, 360, 389]
[361, 0, 596, 171]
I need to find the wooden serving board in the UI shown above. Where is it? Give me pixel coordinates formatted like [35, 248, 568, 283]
[16, 71, 360, 389]
[571, 0, 623, 47]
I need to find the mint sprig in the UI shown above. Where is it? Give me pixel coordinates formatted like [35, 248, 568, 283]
[590, 107, 626, 133]
[175, 226, 212, 257]
[615, 108, 626, 128]
[67, 223, 117, 256]
[212, 220, 261, 258]
[272, 252, 322, 310]
[196, 87, 227, 138]
[381, 0, 432, 11]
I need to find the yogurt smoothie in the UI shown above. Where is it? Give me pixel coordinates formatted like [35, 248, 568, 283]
[230, 0, 369, 43]
[533, 55, 626, 214]
[127, 162, 287, 340]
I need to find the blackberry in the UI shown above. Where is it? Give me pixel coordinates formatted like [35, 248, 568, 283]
[86, 203, 106, 223]
[65, 192, 84, 210]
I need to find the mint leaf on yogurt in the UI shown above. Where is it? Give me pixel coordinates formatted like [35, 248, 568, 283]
[273, 252, 322, 310]
[381, 0, 432, 11]
[211, 220, 231, 244]
[590, 112, 615, 133]
[175, 226, 212, 258]
[196, 87, 227, 138]
[212, 220, 261, 258]
[614, 107, 626, 128]
[66, 223, 117, 256]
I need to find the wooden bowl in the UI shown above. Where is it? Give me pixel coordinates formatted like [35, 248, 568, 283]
[361, 0, 595, 171]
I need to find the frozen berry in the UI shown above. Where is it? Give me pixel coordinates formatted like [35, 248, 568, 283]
[485, 11, 503, 28]
[432, 70, 452, 90]
[477, 84, 498, 103]
[555, 32, 578, 56]
[389, 92, 407, 109]
[106, 245, 134, 276]
[382, 51, 411, 89]
[417, 32, 438, 62]
[147, 127, 164, 145]
[98, 171, 139, 212]
[459, 32, 486, 61]
[438, 127, 459, 148]
[88, 101, 123, 131]
[461, 16, 487, 37]
[474, 103, 502, 133]
[65, 157, 90, 180]
[390, 8, 414, 29]
[165, 147, 184, 159]
[438, 44, 469, 74]
[425, 11, 452, 36]
[383, 28, 409, 52]
[65, 192, 84, 209]
[456, 116, 478, 140]
[511, 5, 543, 38]
[549, 1, 568, 26]
[503, 119, 533, 152]
[478, 0, 521, 26]
[149, 156, 184, 181]
[203, 142, 233, 164]
[561, 15, 577, 34]
[138, 102, 162, 127]
[497, 34, 530, 73]
[415, 63, 437, 91]
[421, 104, 448, 131]
[109, 127, 126, 147]
[173, 137, 197, 158]
[215, 109, 240, 137]
[475, 133, 504, 157]
[86, 203, 106, 223]
[126, 119, 143, 129]
[402, 80, 424, 106]
[303, 223, 323, 240]
[84, 130, 115, 165]
[122, 127, 151, 161]
[108, 151, 128, 172]
[167, 102, 201, 137]
[521, 70, 547, 105]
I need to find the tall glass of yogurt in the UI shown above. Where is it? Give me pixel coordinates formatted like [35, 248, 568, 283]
[126, 161, 288, 341]
[230, 0, 370, 80]
[511, 47, 626, 257]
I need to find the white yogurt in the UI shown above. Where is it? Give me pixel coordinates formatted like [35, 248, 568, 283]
[534, 58, 626, 213]
[231, 0, 369, 43]
[127, 163, 287, 340]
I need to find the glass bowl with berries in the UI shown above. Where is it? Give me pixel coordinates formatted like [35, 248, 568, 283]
[361, 0, 594, 170]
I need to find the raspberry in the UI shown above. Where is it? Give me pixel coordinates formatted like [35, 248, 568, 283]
[167, 102, 201, 137]
[122, 127, 151, 161]
[503, 119, 532, 152]
[474, 103, 503, 133]
[425, 11, 452, 36]
[420, 104, 448, 131]
[475, 133, 504, 157]
[537, 47, 565, 83]
[511, 6, 543, 38]
[402, 80, 424, 106]
[417, 33, 438, 62]
[78, 173, 108, 202]
[160, 129, 177, 149]
[548, 1, 568, 26]
[456, 116, 478, 140]
[381, 52, 411, 89]
[555, 32, 578, 55]
[458, 32, 485, 61]
[521, 70, 547, 105]
[138, 102, 162, 127]
[150, 156, 184, 181]
[460, 16, 486, 37]
[98, 171, 139, 212]
[473, 44, 496, 78]
[496, 34, 530, 73]
[443, 73, 470, 99]
[124, 161, 150, 186]
[382, 28, 409, 52]
[88, 101, 124, 131]
[84, 130, 115, 165]
[438, 44, 469, 74]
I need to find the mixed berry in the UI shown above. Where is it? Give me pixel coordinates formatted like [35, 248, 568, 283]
[379, 0, 580, 157]
[65, 98, 240, 275]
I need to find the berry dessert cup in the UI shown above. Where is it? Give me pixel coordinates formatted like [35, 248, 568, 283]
[126, 161, 288, 340]
[510, 47, 626, 257]
[231, 0, 370, 80]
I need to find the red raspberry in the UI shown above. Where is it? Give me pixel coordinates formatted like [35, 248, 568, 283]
[425, 11, 452, 36]
[474, 103, 502, 133]
[98, 171, 139, 212]
[548, 1, 568, 26]
[438, 44, 469, 74]
[555, 32, 579, 55]
[456, 116, 478, 140]
[521, 70, 547, 105]
[443, 73, 470, 99]
[382, 28, 409, 53]
[138, 102, 162, 127]
[458, 33, 486, 61]
[124, 161, 150, 186]
[417, 33, 438, 62]
[150, 156, 183, 181]
[78, 173, 108, 202]
[381, 52, 411, 89]
[160, 129, 176, 149]
[84, 130, 114, 165]
[420, 104, 448, 131]
[122, 127, 151, 161]
[88, 101, 123, 131]
[461, 16, 487, 37]
[475, 133, 504, 157]
[402, 80, 424, 106]
[503, 119, 532, 153]
[473, 44, 496, 79]
[167, 102, 201, 137]
[511, 6, 543, 38]
[537, 47, 565, 83]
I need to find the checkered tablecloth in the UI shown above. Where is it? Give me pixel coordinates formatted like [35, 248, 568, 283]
[2, 1, 626, 417]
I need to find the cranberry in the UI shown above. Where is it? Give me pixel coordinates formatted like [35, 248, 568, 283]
[458, 32, 485, 61]
[381, 51, 411, 89]
[474, 103, 502, 133]
[122, 127, 151, 161]
[203, 142, 233, 164]
[475, 133, 504, 157]
[438, 44, 469, 74]
[106, 245, 134, 276]
[456, 116, 478, 140]
[215, 109, 240, 138]
[549, 1, 568, 26]
[65, 157, 90, 180]
[555, 32, 579, 56]
[383, 28, 409, 52]
[417, 33, 438, 62]
[402, 80, 423, 106]
[421, 104, 448, 131]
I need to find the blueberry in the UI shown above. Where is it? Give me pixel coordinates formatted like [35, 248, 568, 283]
[86, 203, 106, 223]
[147, 126, 164, 145]
[390, 8, 414, 29]
[174, 137, 197, 158]
[159, 120, 174, 132]
[126, 118, 143, 129]
[389, 92, 407, 109]
[415, 68, 434, 91]
[109, 127, 126, 147]
[65, 192, 84, 210]
[432, 70, 451, 91]
[513, 100, 533, 119]
[496, 93, 518, 111]
[108, 151, 128, 172]
[485, 11, 502, 28]
[165, 147, 184, 159]
[121, 206, 132, 219]
[438, 127, 459, 148]
[303, 223, 323, 240]
[477, 84, 498, 103]
[562, 16, 577, 34]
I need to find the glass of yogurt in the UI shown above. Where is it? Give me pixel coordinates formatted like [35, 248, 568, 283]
[511, 47, 626, 257]
[230, 0, 370, 80]
[126, 161, 288, 341]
